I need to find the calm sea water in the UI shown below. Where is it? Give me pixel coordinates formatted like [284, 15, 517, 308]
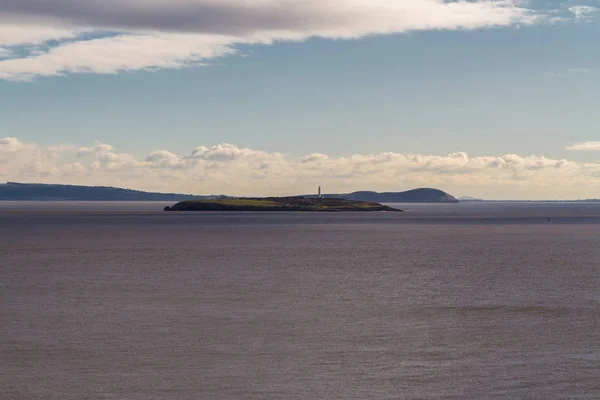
[2, 202, 599, 400]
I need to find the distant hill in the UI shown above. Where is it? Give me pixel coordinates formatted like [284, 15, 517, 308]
[307, 188, 460, 203]
[1, 182, 460, 203]
[0, 182, 218, 201]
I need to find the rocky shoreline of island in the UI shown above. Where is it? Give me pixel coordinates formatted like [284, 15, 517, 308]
[164, 197, 402, 212]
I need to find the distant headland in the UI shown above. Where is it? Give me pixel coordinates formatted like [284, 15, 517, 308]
[165, 197, 401, 212]
[306, 188, 460, 203]
[0, 182, 214, 202]
[0, 182, 459, 204]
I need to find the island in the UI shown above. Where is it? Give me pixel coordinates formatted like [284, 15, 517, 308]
[164, 197, 402, 212]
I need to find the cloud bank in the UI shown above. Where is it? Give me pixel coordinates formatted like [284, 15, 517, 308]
[0, 0, 558, 80]
[2, 137, 599, 200]
[0, 0, 538, 36]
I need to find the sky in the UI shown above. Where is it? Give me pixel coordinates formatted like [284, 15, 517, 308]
[0, 0, 599, 200]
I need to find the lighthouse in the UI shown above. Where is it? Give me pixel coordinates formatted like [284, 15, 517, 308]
[318, 186, 322, 199]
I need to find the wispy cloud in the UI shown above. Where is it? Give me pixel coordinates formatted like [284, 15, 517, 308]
[0, 0, 555, 81]
[0, 23, 81, 46]
[0, 47, 13, 59]
[568, 5, 599, 20]
[566, 141, 600, 151]
[2, 137, 599, 200]
[0, 33, 237, 81]
[567, 68, 599, 74]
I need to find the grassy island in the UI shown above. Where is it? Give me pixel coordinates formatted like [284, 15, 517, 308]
[164, 197, 402, 212]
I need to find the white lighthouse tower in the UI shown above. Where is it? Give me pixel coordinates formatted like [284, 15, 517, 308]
[318, 186, 322, 199]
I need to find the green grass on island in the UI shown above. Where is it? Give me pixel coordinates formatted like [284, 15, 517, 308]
[189, 199, 282, 207]
[164, 197, 402, 212]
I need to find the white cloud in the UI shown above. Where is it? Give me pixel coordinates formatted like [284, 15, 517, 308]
[77, 142, 115, 156]
[566, 141, 600, 151]
[146, 150, 191, 169]
[0, 32, 237, 80]
[568, 5, 599, 20]
[0, 137, 65, 178]
[0, 23, 80, 46]
[2, 137, 599, 200]
[0, 0, 550, 80]
[0, 137, 33, 153]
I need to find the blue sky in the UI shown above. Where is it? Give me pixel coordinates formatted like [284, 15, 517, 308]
[0, 0, 599, 199]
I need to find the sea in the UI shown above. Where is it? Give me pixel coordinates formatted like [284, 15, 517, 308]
[1, 201, 599, 400]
